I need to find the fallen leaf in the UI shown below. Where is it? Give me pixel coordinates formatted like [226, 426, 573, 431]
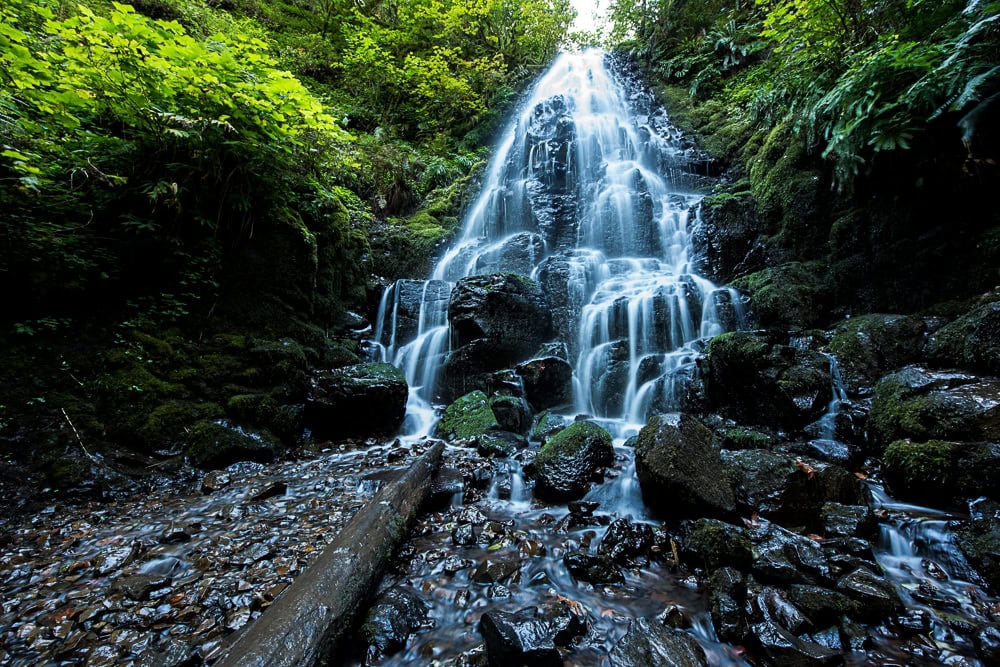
[795, 458, 817, 480]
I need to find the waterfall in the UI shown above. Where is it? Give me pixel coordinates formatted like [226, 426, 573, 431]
[373, 50, 742, 437]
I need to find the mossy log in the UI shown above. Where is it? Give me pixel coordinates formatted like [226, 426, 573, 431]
[216, 442, 444, 667]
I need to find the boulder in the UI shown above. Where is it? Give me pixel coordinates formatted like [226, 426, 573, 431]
[835, 567, 902, 620]
[708, 568, 750, 644]
[882, 439, 1000, 503]
[525, 422, 614, 501]
[184, 420, 278, 469]
[435, 391, 499, 441]
[476, 431, 528, 458]
[700, 332, 831, 430]
[609, 617, 709, 667]
[826, 314, 926, 395]
[360, 587, 429, 656]
[563, 552, 624, 584]
[489, 395, 532, 436]
[925, 301, 1000, 374]
[634, 414, 736, 519]
[820, 503, 877, 540]
[678, 519, 753, 571]
[867, 366, 1000, 449]
[691, 195, 765, 284]
[479, 607, 562, 667]
[721, 449, 866, 528]
[530, 411, 571, 444]
[515, 356, 574, 411]
[954, 497, 1000, 593]
[598, 519, 656, 565]
[304, 362, 407, 439]
[748, 521, 831, 585]
[730, 262, 832, 330]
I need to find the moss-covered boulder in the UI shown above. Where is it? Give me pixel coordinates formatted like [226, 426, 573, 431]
[868, 366, 1000, 449]
[954, 497, 1000, 594]
[882, 439, 1000, 503]
[184, 420, 278, 469]
[304, 362, 408, 440]
[827, 314, 926, 394]
[721, 449, 866, 529]
[435, 391, 499, 441]
[926, 301, 1000, 375]
[679, 519, 754, 571]
[731, 262, 831, 330]
[700, 332, 831, 430]
[525, 421, 614, 502]
[635, 413, 736, 519]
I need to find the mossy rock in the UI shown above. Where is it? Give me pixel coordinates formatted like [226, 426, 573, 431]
[304, 362, 408, 440]
[530, 410, 570, 444]
[720, 428, 774, 450]
[883, 439, 1000, 503]
[488, 394, 532, 436]
[184, 420, 279, 469]
[827, 314, 926, 394]
[139, 401, 224, 449]
[926, 301, 1000, 375]
[435, 390, 498, 441]
[526, 421, 615, 501]
[680, 519, 753, 571]
[732, 262, 832, 330]
[954, 498, 1000, 594]
[226, 393, 303, 443]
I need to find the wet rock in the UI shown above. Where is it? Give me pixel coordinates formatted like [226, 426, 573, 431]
[489, 395, 532, 436]
[201, 471, 231, 494]
[98, 542, 140, 576]
[452, 523, 476, 547]
[111, 574, 170, 602]
[925, 301, 1000, 375]
[954, 497, 1000, 593]
[758, 587, 811, 635]
[749, 521, 831, 584]
[304, 362, 407, 439]
[248, 481, 287, 502]
[476, 431, 527, 458]
[868, 366, 1000, 448]
[515, 356, 574, 411]
[530, 411, 570, 444]
[708, 568, 750, 644]
[479, 606, 562, 667]
[430, 466, 465, 506]
[691, 195, 765, 284]
[525, 422, 614, 501]
[975, 625, 1000, 664]
[442, 556, 474, 574]
[436, 391, 499, 441]
[609, 617, 709, 666]
[882, 439, 1000, 503]
[374, 279, 452, 349]
[539, 598, 587, 645]
[700, 332, 831, 429]
[473, 232, 548, 277]
[788, 585, 856, 627]
[721, 449, 865, 528]
[679, 519, 753, 571]
[598, 519, 655, 564]
[184, 420, 278, 469]
[563, 552, 624, 584]
[361, 587, 429, 656]
[820, 503, 877, 540]
[753, 616, 844, 666]
[826, 314, 926, 394]
[471, 557, 521, 584]
[634, 413, 735, 519]
[836, 567, 902, 620]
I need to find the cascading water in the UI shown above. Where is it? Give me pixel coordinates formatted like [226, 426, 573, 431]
[373, 49, 743, 437]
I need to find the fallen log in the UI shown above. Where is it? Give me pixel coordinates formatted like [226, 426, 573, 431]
[215, 442, 444, 667]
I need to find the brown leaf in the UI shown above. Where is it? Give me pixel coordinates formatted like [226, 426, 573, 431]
[795, 458, 817, 480]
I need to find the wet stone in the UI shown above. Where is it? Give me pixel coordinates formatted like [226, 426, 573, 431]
[361, 587, 429, 656]
[471, 557, 521, 584]
[753, 617, 845, 666]
[609, 617, 709, 666]
[836, 567, 902, 620]
[110, 575, 170, 602]
[599, 518, 655, 564]
[479, 606, 562, 667]
[452, 523, 476, 547]
[98, 543, 140, 576]
[563, 552, 624, 585]
[442, 556, 474, 574]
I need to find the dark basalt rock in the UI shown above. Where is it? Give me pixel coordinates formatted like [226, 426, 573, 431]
[515, 356, 574, 411]
[489, 395, 533, 436]
[752, 616, 845, 666]
[721, 449, 866, 528]
[598, 518, 656, 565]
[954, 497, 1000, 593]
[563, 551, 624, 584]
[926, 301, 1000, 375]
[699, 332, 831, 430]
[304, 362, 407, 439]
[820, 503, 877, 540]
[609, 617, 709, 667]
[708, 568, 750, 644]
[691, 196, 765, 284]
[471, 557, 521, 584]
[679, 519, 753, 571]
[634, 413, 736, 519]
[826, 314, 926, 395]
[361, 587, 429, 656]
[183, 420, 278, 469]
[788, 585, 856, 627]
[472, 232, 547, 277]
[882, 439, 1000, 503]
[479, 607, 563, 667]
[748, 521, 831, 585]
[835, 567, 903, 620]
[525, 421, 614, 501]
[374, 280, 452, 349]
[475, 431, 527, 458]
[530, 410, 571, 444]
[868, 366, 1000, 449]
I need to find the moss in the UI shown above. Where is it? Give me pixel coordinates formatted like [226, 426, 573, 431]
[435, 390, 498, 440]
[534, 422, 612, 467]
[184, 419, 279, 468]
[731, 261, 831, 329]
[883, 440, 956, 498]
[721, 428, 773, 450]
[139, 401, 224, 447]
[683, 519, 753, 571]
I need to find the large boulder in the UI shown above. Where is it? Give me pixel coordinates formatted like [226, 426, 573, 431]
[634, 413, 736, 519]
[489, 394, 533, 435]
[515, 356, 574, 411]
[882, 439, 1000, 504]
[730, 262, 832, 330]
[304, 362, 407, 439]
[826, 314, 926, 395]
[678, 519, 754, 571]
[360, 587, 429, 657]
[448, 273, 551, 361]
[700, 332, 831, 430]
[525, 422, 614, 501]
[867, 366, 1000, 449]
[609, 617, 709, 667]
[434, 391, 499, 441]
[925, 301, 1000, 374]
[479, 603, 585, 667]
[721, 449, 866, 529]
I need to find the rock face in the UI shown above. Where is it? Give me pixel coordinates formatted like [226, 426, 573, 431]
[867, 366, 1000, 448]
[634, 413, 736, 519]
[700, 332, 831, 429]
[926, 301, 1000, 374]
[691, 196, 765, 284]
[374, 280, 452, 350]
[435, 391, 499, 441]
[515, 356, 574, 411]
[360, 587, 429, 656]
[610, 617, 709, 667]
[525, 422, 614, 501]
[441, 273, 552, 401]
[304, 362, 407, 439]
[826, 314, 926, 394]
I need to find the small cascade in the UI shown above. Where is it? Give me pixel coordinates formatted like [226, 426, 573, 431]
[583, 445, 648, 520]
[804, 353, 852, 463]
